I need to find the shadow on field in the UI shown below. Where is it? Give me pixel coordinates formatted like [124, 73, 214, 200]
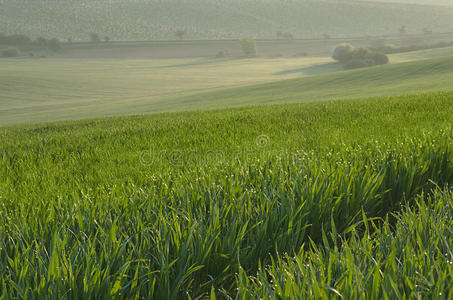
[158, 57, 241, 69]
[274, 62, 342, 76]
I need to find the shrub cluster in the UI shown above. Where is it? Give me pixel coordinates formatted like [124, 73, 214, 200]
[332, 44, 389, 69]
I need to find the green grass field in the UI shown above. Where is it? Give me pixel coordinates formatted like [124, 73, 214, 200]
[2, 30, 453, 298]
[0, 56, 336, 126]
[169, 54, 453, 109]
[2, 53, 453, 126]
[1, 91, 452, 298]
[390, 46, 453, 62]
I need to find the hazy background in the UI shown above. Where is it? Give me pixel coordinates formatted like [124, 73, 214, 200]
[1, 0, 453, 41]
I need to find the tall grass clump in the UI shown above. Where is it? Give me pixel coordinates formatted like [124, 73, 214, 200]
[237, 188, 453, 299]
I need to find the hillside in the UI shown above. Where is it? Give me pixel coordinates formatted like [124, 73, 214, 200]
[0, 56, 336, 126]
[1, 91, 452, 297]
[1, 0, 453, 40]
[3, 1, 453, 297]
[390, 45, 453, 62]
[170, 55, 453, 111]
[2, 54, 452, 126]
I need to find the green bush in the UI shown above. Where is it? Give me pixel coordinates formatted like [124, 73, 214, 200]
[332, 43, 353, 60]
[239, 38, 257, 57]
[371, 51, 389, 65]
[2, 47, 20, 57]
[335, 46, 389, 70]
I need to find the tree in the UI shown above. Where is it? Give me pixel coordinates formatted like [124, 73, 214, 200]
[2, 47, 20, 57]
[239, 38, 257, 58]
[175, 30, 186, 40]
[89, 33, 101, 43]
[332, 43, 353, 61]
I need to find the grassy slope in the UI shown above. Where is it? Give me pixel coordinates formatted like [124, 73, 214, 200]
[0, 57, 333, 126]
[153, 54, 453, 113]
[390, 45, 453, 62]
[1, 92, 452, 297]
[2, 54, 453, 126]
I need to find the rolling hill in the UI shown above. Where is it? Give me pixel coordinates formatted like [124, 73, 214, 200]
[1, 0, 453, 40]
[3, 1, 453, 297]
[1, 88, 452, 297]
[389, 45, 453, 62]
[168, 54, 453, 111]
[2, 54, 453, 126]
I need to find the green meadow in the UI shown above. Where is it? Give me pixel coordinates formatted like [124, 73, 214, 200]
[2, 18, 453, 296]
[0, 56, 334, 126]
[2, 51, 453, 126]
[1, 91, 453, 298]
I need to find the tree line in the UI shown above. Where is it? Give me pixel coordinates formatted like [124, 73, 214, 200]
[0, 33, 62, 57]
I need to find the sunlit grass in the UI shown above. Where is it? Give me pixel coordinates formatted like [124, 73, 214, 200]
[0, 56, 332, 126]
[0, 91, 452, 298]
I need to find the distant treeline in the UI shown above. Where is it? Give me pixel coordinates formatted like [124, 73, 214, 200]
[0, 33, 61, 52]
[0, 33, 32, 45]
